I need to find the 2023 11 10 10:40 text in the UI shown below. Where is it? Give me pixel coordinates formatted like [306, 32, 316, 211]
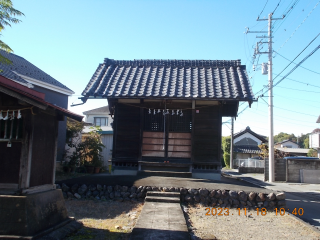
[205, 208, 304, 216]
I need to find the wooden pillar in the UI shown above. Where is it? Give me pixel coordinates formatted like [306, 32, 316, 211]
[191, 100, 195, 171]
[18, 113, 34, 189]
[52, 118, 59, 185]
[138, 99, 144, 161]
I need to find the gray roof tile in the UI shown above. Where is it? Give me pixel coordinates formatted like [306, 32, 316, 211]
[82, 58, 254, 101]
[0, 50, 73, 92]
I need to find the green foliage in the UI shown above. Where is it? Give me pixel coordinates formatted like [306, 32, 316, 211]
[65, 118, 105, 167]
[66, 117, 85, 144]
[0, 0, 24, 63]
[303, 136, 309, 149]
[307, 149, 317, 157]
[222, 136, 231, 168]
[274, 132, 297, 144]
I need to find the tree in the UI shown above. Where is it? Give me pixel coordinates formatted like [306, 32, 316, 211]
[222, 136, 231, 168]
[274, 132, 297, 144]
[0, 0, 24, 63]
[307, 149, 317, 157]
[303, 136, 309, 149]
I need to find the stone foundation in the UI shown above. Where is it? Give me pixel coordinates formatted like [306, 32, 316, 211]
[0, 189, 68, 236]
[57, 183, 286, 210]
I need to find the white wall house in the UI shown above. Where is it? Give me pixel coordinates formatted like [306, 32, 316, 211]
[274, 140, 299, 148]
[233, 126, 267, 160]
[83, 106, 113, 166]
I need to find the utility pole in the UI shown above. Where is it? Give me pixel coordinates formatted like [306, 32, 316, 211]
[246, 13, 282, 182]
[230, 117, 234, 169]
[268, 13, 275, 182]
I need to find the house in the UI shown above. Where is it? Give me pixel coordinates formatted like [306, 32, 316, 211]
[0, 51, 75, 162]
[82, 106, 113, 166]
[275, 147, 309, 156]
[233, 126, 267, 160]
[274, 139, 299, 148]
[80, 58, 255, 179]
[0, 75, 82, 237]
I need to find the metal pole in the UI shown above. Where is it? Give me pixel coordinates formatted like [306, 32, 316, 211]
[268, 13, 275, 182]
[230, 117, 234, 169]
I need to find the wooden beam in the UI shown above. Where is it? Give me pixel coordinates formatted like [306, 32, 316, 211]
[0, 85, 47, 110]
[21, 184, 56, 195]
[52, 119, 58, 185]
[191, 100, 195, 165]
[18, 113, 34, 189]
[0, 183, 18, 189]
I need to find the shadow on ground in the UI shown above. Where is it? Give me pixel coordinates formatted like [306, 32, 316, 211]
[63, 200, 143, 240]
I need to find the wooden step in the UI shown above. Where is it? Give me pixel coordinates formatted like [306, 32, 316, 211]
[145, 196, 180, 203]
[138, 170, 192, 178]
[147, 191, 180, 198]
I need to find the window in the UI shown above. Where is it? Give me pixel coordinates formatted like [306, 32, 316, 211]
[94, 117, 107, 126]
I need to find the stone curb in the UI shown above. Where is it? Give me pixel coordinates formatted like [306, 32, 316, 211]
[57, 183, 286, 209]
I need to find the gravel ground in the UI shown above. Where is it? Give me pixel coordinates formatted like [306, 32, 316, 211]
[64, 200, 143, 240]
[185, 205, 320, 240]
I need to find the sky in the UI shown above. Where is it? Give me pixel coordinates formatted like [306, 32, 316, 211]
[3, 0, 320, 138]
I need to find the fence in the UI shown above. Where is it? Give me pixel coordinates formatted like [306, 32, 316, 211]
[233, 159, 265, 168]
[264, 158, 286, 181]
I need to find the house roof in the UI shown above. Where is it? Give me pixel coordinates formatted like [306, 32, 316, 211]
[275, 148, 309, 154]
[233, 145, 262, 154]
[275, 139, 298, 145]
[83, 106, 109, 115]
[81, 58, 255, 102]
[233, 126, 267, 143]
[0, 75, 83, 122]
[0, 50, 74, 94]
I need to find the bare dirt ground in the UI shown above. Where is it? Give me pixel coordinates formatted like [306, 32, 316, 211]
[64, 200, 143, 240]
[186, 205, 320, 240]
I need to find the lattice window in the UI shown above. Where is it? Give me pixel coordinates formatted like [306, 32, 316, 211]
[0, 118, 23, 140]
[144, 109, 164, 132]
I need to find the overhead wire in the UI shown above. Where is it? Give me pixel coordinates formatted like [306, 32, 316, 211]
[273, 51, 320, 75]
[276, 0, 320, 52]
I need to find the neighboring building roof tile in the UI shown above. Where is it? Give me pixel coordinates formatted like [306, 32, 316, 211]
[233, 145, 262, 154]
[233, 126, 267, 143]
[0, 50, 73, 92]
[275, 148, 309, 154]
[82, 58, 255, 101]
[0, 75, 82, 122]
[83, 106, 109, 115]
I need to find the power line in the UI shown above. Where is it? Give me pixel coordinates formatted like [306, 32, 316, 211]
[273, 0, 315, 34]
[276, 85, 320, 93]
[274, 51, 320, 75]
[258, 0, 269, 19]
[272, 44, 320, 89]
[276, 0, 320, 52]
[272, 32, 320, 84]
[272, 0, 301, 31]
[274, 106, 318, 117]
[272, 0, 282, 14]
[274, 93, 320, 103]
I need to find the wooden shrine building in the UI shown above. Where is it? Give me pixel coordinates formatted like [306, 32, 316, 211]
[0, 76, 83, 237]
[81, 59, 255, 179]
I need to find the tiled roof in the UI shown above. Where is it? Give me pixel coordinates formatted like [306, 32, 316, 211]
[0, 50, 73, 92]
[0, 75, 83, 122]
[82, 58, 254, 101]
[234, 126, 267, 143]
[233, 145, 262, 154]
[275, 148, 309, 154]
[83, 106, 109, 115]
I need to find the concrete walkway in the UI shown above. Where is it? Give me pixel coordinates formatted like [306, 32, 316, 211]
[130, 202, 189, 240]
[223, 169, 320, 229]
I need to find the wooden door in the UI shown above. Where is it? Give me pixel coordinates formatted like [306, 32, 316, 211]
[142, 109, 192, 159]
